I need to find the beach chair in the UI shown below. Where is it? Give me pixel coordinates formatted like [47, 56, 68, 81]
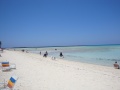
[1, 62, 16, 72]
[0, 75, 18, 90]
[2, 62, 10, 67]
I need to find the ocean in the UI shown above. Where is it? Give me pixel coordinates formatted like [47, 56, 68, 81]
[14, 44, 120, 67]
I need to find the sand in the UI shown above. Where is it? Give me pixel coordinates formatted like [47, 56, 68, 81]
[0, 50, 120, 90]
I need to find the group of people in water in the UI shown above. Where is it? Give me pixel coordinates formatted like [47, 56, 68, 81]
[40, 51, 64, 59]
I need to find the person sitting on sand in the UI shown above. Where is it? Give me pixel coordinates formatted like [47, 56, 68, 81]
[113, 61, 119, 69]
[22, 49, 25, 52]
[43, 53, 47, 57]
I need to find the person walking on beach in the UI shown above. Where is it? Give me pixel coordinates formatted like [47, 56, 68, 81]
[40, 51, 41, 55]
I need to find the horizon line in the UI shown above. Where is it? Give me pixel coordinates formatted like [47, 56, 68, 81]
[5, 43, 120, 48]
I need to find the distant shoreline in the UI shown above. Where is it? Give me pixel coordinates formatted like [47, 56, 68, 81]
[6, 44, 120, 48]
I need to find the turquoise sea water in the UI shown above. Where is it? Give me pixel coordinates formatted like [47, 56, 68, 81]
[15, 45, 120, 67]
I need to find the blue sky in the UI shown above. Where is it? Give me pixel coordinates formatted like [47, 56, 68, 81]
[0, 0, 120, 48]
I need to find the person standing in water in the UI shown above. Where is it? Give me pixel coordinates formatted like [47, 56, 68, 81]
[60, 52, 64, 58]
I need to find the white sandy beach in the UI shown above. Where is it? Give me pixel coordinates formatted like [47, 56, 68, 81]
[0, 50, 120, 90]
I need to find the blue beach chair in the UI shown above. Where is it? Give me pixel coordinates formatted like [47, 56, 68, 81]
[1, 62, 16, 72]
[0, 75, 18, 90]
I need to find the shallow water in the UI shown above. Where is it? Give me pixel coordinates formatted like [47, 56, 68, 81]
[14, 45, 120, 67]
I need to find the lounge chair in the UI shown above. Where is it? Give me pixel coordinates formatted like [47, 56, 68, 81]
[1, 62, 16, 72]
[0, 75, 18, 90]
